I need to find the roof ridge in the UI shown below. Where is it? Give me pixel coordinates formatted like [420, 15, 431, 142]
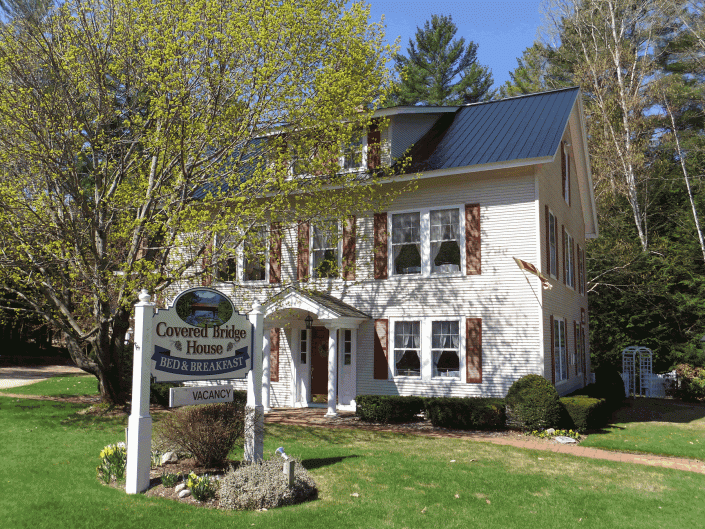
[459, 86, 581, 108]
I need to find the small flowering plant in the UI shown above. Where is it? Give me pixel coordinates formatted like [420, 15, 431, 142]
[530, 428, 581, 440]
[97, 442, 127, 483]
[187, 471, 218, 501]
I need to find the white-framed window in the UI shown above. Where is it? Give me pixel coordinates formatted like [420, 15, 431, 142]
[289, 133, 367, 177]
[548, 210, 557, 278]
[299, 329, 308, 365]
[343, 329, 352, 366]
[432, 320, 460, 379]
[311, 220, 340, 279]
[213, 234, 238, 283]
[554, 318, 567, 382]
[243, 225, 267, 282]
[565, 231, 574, 289]
[390, 317, 465, 380]
[393, 321, 421, 377]
[341, 134, 366, 171]
[390, 206, 464, 277]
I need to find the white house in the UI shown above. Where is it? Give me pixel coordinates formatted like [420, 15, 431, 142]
[187, 86, 598, 415]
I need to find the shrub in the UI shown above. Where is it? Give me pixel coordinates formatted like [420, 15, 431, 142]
[219, 458, 317, 510]
[156, 401, 244, 467]
[505, 374, 561, 430]
[425, 397, 505, 430]
[559, 396, 609, 430]
[592, 366, 626, 404]
[355, 395, 424, 424]
[673, 364, 705, 402]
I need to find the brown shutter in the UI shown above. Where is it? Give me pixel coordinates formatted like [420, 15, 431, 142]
[550, 315, 555, 385]
[297, 221, 309, 282]
[201, 244, 212, 286]
[545, 205, 550, 274]
[465, 204, 481, 275]
[373, 212, 388, 280]
[373, 319, 389, 379]
[577, 243, 582, 293]
[561, 144, 566, 199]
[466, 318, 482, 383]
[573, 321, 580, 377]
[342, 216, 356, 280]
[270, 328, 279, 383]
[367, 121, 381, 170]
[269, 223, 281, 284]
[562, 225, 566, 285]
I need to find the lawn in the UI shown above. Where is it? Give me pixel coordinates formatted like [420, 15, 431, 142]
[2, 382, 705, 529]
[580, 398, 705, 460]
[0, 373, 97, 397]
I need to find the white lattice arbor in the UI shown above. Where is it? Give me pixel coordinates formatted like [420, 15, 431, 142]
[622, 346, 653, 397]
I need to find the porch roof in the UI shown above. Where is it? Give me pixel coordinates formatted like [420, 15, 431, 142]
[263, 286, 369, 327]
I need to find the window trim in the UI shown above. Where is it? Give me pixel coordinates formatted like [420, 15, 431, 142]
[388, 205, 466, 278]
[565, 230, 575, 289]
[548, 209, 557, 278]
[388, 316, 465, 381]
[554, 317, 568, 383]
[309, 219, 342, 280]
[563, 143, 571, 205]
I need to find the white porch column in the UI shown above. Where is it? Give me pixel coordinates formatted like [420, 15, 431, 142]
[262, 328, 271, 412]
[245, 302, 264, 462]
[325, 325, 339, 417]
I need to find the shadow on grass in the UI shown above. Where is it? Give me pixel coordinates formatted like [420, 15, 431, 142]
[608, 398, 705, 424]
[302, 455, 359, 470]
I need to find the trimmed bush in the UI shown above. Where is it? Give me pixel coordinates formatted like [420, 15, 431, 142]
[156, 401, 244, 467]
[425, 397, 505, 430]
[505, 374, 562, 430]
[219, 458, 317, 510]
[559, 396, 609, 430]
[355, 395, 424, 424]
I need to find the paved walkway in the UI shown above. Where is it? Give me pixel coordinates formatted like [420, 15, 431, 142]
[0, 364, 86, 389]
[264, 408, 705, 475]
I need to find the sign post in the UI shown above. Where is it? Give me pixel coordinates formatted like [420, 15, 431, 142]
[245, 301, 264, 462]
[126, 290, 155, 494]
[126, 287, 258, 494]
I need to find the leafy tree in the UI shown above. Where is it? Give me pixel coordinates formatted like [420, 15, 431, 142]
[0, 0, 397, 403]
[392, 14, 495, 106]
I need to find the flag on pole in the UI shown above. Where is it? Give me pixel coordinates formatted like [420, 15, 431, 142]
[513, 257, 552, 290]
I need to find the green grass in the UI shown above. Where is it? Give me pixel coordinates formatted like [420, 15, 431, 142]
[0, 374, 97, 397]
[2, 393, 705, 529]
[580, 398, 705, 460]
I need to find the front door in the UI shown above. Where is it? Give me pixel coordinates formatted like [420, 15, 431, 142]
[310, 326, 329, 401]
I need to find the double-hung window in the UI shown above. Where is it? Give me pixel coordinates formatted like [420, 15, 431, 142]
[391, 212, 421, 275]
[243, 226, 267, 282]
[432, 321, 460, 378]
[311, 220, 339, 279]
[548, 210, 557, 277]
[391, 206, 463, 277]
[341, 134, 365, 171]
[554, 318, 567, 382]
[565, 231, 574, 288]
[394, 321, 421, 376]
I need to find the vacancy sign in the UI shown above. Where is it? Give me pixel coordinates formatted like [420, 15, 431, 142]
[151, 287, 252, 383]
[169, 384, 235, 407]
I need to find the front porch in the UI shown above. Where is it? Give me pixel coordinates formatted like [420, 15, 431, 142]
[261, 287, 369, 417]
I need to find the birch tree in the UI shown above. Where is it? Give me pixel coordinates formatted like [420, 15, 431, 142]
[543, 0, 673, 251]
[0, 0, 397, 403]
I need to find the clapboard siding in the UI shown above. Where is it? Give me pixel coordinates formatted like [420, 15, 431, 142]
[537, 127, 591, 395]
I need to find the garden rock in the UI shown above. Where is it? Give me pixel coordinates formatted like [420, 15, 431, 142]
[161, 451, 178, 464]
[546, 428, 556, 435]
[555, 436, 577, 444]
[175, 483, 186, 493]
[178, 488, 191, 499]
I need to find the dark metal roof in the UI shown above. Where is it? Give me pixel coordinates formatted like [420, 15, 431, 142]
[408, 87, 580, 172]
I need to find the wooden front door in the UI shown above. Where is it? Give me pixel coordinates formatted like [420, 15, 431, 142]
[310, 326, 329, 398]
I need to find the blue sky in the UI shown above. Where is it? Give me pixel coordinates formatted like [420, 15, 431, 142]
[366, 0, 546, 91]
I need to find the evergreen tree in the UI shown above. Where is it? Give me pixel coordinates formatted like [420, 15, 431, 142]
[392, 14, 495, 106]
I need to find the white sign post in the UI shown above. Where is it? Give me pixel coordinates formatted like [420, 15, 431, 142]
[126, 287, 261, 494]
[126, 290, 155, 495]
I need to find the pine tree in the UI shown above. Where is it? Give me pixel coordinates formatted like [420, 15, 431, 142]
[392, 14, 494, 106]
